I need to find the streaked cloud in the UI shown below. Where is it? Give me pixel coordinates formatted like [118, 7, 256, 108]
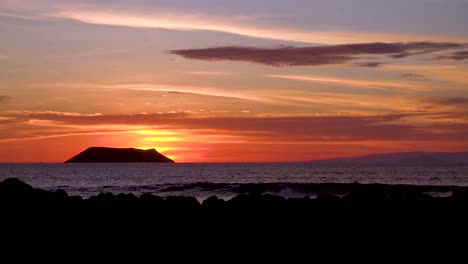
[0, 129, 132, 143]
[36, 83, 263, 102]
[267, 74, 425, 91]
[54, 9, 320, 43]
[385, 65, 468, 86]
[2, 109, 467, 162]
[3, 1, 467, 45]
[8, 110, 103, 117]
[170, 42, 468, 67]
[115, 84, 262, 101]
[185, 71, 231, 76]
[429, 97, 468, 107]
[0, 10, 46, 21]
[402, 73, 425, 78]
[3, 111, 468, 142]
[5, 111, 190, 126]
[354, 62, 383, 67]
[275, 93, 422, 113]
[434, 50, 468, 61]
[51, 10, 468, 44]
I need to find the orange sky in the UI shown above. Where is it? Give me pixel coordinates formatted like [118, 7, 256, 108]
[1, 1, 468, 162]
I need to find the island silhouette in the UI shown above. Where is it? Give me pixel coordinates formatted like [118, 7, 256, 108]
[65, 147, 174, 163]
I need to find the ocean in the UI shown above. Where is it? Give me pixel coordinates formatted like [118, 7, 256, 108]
[1, 163, 467, 200]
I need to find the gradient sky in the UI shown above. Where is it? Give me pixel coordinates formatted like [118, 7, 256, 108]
[1, 0, 468, 162]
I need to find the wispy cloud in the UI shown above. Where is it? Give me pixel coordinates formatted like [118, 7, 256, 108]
[55, 9, 319, 42]
[429, 97, 468, 107]
[267, 74, 425, 91]
[3, 0, 467, 45]
[36, 83, 263, 102]
[354, 62, 383, 67]
[419, 97, 468, 122]
[275, 93, 422, 113]
[5, 111, 189, 126]
[170, 42, 468, 67]
[115, 84, 262, 101]
[0, 11, 47, 21]
[434, 50, 468, 61]
[52, 10, 468, 44]
[385, 64, 468, 86]
[185, 71, 231, 76]
[402, 73, 425, 78]
[0, 130, 133, 143]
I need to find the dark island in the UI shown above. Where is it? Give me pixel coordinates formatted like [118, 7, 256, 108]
[65, 147, 174, 163]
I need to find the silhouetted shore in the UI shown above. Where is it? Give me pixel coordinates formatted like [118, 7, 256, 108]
[2, 177, 468, 252]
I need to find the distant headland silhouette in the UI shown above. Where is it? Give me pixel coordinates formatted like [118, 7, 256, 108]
[311, 152, 468, 165]
[65, 147, 174, 163]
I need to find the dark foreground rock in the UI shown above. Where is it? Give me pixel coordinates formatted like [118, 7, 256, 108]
[65, 147, 174, 163]
[1, 178, 468, 256]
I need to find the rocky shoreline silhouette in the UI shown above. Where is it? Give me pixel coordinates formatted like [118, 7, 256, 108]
[2, 177, 467, 260]
[2, 178, 468, 243]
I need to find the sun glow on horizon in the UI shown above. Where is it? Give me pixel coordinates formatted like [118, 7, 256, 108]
[1, 1, 468, 162]
[133, 130, 182, 161]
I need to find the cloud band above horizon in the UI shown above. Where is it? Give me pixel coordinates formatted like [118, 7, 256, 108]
[170, 42, 468, 67]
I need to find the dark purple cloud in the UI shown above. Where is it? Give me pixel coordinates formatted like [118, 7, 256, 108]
[354, 62, 383, 67]
[386, 42, 465, 58]
[170, 42, 468, 67]
[402, 73, 425, 78]
[423, 98, 468, 118]
[434, 50, 468, 61]
[431, 97, 468, 106]
[173, 46, 352, 66]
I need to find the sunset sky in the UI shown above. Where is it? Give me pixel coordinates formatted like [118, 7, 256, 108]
[1, 0, 468, 162]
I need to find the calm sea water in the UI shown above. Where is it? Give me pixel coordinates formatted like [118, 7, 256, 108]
[1, 163, 467, 200]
